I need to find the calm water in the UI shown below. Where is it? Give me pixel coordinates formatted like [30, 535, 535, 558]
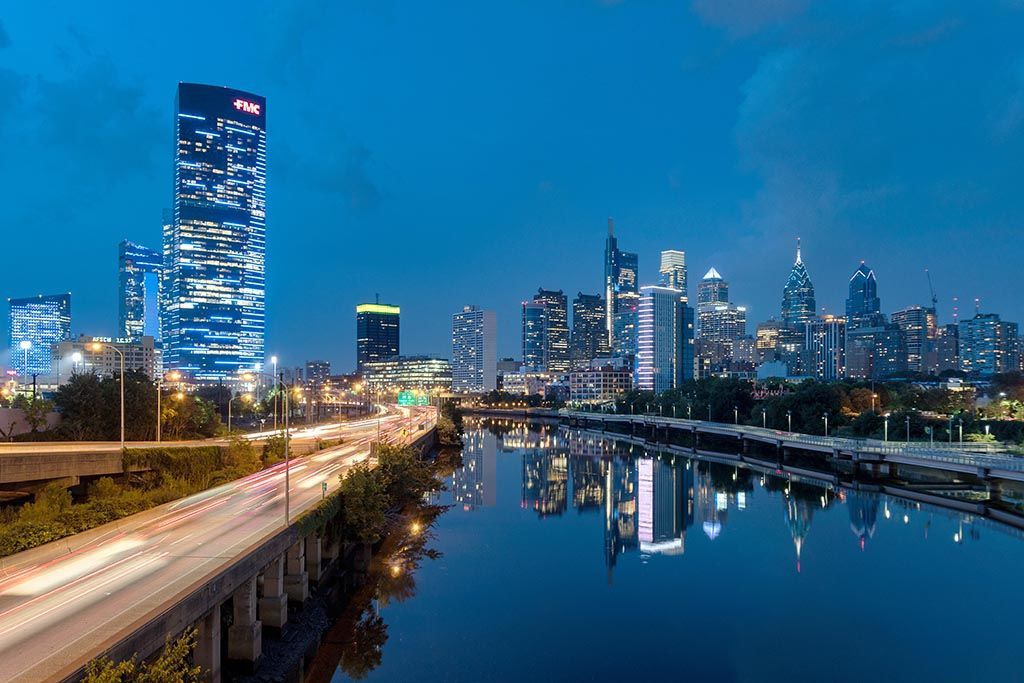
[328, 418, 1024, 683]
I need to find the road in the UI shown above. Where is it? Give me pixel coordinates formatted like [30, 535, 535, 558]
[0, 405, 435, 682]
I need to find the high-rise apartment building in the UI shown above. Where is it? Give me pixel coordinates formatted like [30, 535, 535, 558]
[604, 218, 639, 356]
[305, 360, 331, 387]
[845, 324, 907, 380]
[533, 289, 569, 373]
[570, 293, 608, 365]
[452, 305, 497, 393]
[635, 286, 694, 393]
[958, 313, 1020, 376]
[8, 294, 72, 377]
[846, 262, 883, 329]
[163, 83, 266, 382]
[804, 316, 846, 380]
[659, 250, 687, 300]
[118, 240, 162, 342]
[891, 305, 938, 373]
[356, 302, 400, 372]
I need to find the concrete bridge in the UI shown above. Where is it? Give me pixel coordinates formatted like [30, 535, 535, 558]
[0, 407, 437, 683]
[561, 410, 1024, 484]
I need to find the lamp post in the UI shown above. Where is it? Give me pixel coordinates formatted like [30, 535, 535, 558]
[88, 342, 124, 449]
[762, 408, 767, 429]
[733, 406, 738, 425]
[906, 415, 911, 443]
[786, 410, 792, 433]
[958, 418, 963, 446]
[271, 355, 279, 430]
[156, 370, 182, 442]
[884, 414, 889, 442]
[823, 413, 828, 436]
[18, 340, 31, 391]
[283, 371, 291, 525]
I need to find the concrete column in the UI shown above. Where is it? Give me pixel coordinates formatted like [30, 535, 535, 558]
[284, 540, 309, 604]
[195, 605, 221, 683]
[258, 555, 288, 629]
[305, 536, 324, 583]
[227, 577, 261, 665]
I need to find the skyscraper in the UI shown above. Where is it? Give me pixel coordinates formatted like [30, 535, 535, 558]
[118, 240, 162, 342]
[163, 83, 266, 382]
[521, 301, 547, 370]
[804, 316, 846, 380]
[891, 305, 938, 373]
[452, 305, 497, 393]
[570, 293, 609, 365]
[603, 218, 639, 356]
[636, 285, 694, 393]
[696, 268, 746, 374]
[8, 294, 71, 377]
[958, 313, 1020, 375]
[356, 302, 400, 372]
[846, 262, 883, 329]
[780, 238, 816, 329]
[305, 360, 331, 386]
[845, 324, 908, 380]
[659, 250, 687, 300]
[533, 289, 569, 373]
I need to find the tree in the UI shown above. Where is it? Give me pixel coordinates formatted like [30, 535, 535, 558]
[340, 465, 389, 544]
[83, 628, 201, 682]
[223, 435, 262, 476]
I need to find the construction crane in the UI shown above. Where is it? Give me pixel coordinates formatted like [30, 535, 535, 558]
[925, 269, 938, 310]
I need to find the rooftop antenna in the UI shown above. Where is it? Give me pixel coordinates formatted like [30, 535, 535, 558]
[952, 296, 959, 323]
[607, 217, 614, 237]
[375, 292, 380, 305]
[974, 297, 980, 315]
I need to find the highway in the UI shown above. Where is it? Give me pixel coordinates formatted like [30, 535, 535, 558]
[0, 405, 435, 682]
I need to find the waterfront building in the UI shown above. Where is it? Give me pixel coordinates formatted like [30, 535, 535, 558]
[603, 218, 639, 355]
[54, 335, 162, 383]
[362, 355, 452, 392]
[780, 238, 816, 330]
[638, 457, 693, 556]
[845, 324, 908, 380]
[570, 293, 610, 365]
[958, 313, 1020, 376]
[635, 286, 694, 393]
[533, 289, 570, 373]
[568, 361, 633, 404]
[659, 250, 687, 300]
[162, 83, 266, 383]
[521, 301, 547, 371]
[8, 293, 72, 377]
[451, 305, 497, 393]
[804, 316, 846, 381]
[118, 240, 162, 342]
[890, 306, 938, 374]
[356, 302, 400, 372]
[501, 369, 561, 397]
[845, 262, 884, 329]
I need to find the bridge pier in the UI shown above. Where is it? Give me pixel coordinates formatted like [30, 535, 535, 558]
[284, 540, 309, 604]
[227, 577, 261, 667]
[305, 536, 324, 583]
[195, 604, 221, 682]
[258, 556, 288, 630]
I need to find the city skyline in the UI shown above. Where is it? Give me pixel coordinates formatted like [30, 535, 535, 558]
[3, 4, 1024, 371]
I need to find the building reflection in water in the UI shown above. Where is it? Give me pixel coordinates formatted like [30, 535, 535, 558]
[472, 422, 1005, 579]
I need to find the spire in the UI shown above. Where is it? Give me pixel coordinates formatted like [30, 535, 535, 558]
[607, 217, 615, 237]
[795, 236, 802, 265]
[703, 267, 722, 280]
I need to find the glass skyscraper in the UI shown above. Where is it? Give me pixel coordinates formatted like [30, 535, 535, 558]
[533, 289, 569, 373]
[356, 303, 400, 372]
[8, 293, 71, 377]
[570, 293, 609, 365]
[659, 250, 687, 300]
[162, 83, 266, 383]
[451, 305, 497, 393]
[636, 285, 694, 393]
[846, 262, 883, 329]
[521, 301, 548, 371]
[603, 218, 639, 357]
[118, 240, 163, 341]
[781, 239, 816, 329]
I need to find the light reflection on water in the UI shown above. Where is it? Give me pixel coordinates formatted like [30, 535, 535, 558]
[329, 418, 1024, 683]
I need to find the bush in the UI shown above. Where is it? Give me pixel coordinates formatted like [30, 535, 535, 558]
[262, 434, 289, 465]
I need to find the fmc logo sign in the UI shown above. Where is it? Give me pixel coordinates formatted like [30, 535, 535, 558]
[233, 99, 261, 115]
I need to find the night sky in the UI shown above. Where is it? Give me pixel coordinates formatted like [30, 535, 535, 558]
[2, 2, 1023, 372]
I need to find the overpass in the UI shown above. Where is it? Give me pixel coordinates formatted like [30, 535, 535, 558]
[0, 406, 437, 682]
[0, 421, 360, 494]
[562, 410, 1024, 484]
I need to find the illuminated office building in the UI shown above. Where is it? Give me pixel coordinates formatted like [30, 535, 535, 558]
[8, 294, 71, 377]
[804, 316, 846, 380]
[958, 313, 1020, 376]
[846, 262, 884, 329]
[659, 250, 687, 300]
[305, 360, 331, 387]
[696, 268, 746, 373]
[521, 301, 547, 371]
[356, 302, 400, 372]
[362, 356, 451, 392]
[163, 83, 266, 383]
[451, 305, 497, 393]
[533, 289, 570, 373]
[635, 285, 694, 393]
[780, 238, 816, 330]
[54, 335, 162, 383]
[891, 305, 937, 373]
[118, 240, 162, 342]
[604, 218, 639, 357]
[570, 293, 609, 365]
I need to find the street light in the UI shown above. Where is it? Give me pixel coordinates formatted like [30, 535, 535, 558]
[822, 412, 828, 436]
[18, 340, 31, 390]
[884, 413, 890, 442]
[156, 370, 182, 442]
[786, 410, 792, 433]
[906, 415, 911, 443]
[762, 408, 767, 429]
[271, 355, 279, 430]
[88, 341, 125, 449]
[733, 406, 738, 425]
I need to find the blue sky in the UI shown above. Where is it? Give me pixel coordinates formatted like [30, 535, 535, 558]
[2, 1, 1023, 371]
